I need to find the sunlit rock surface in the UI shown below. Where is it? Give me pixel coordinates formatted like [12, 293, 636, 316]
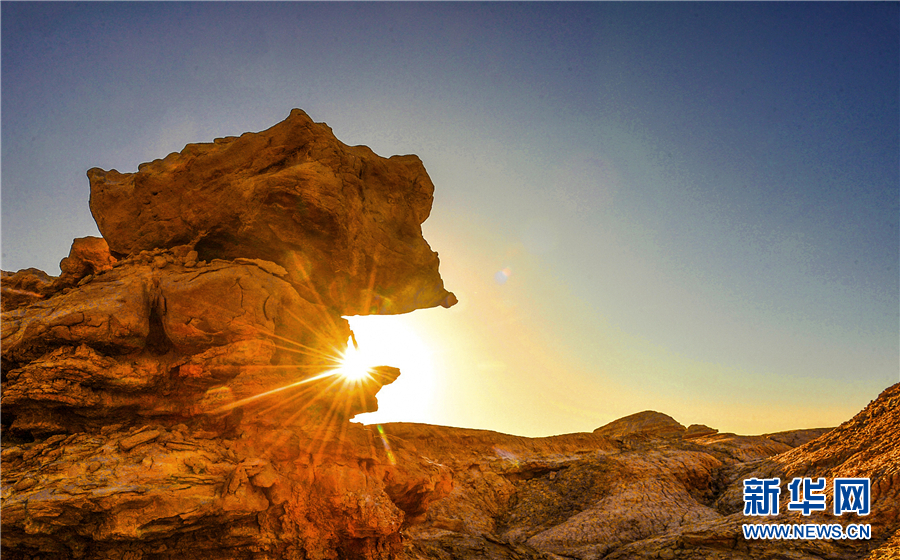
[2, 244, 355, 435]
[592, 409, 687, 440]
[88, 109, 456, 316]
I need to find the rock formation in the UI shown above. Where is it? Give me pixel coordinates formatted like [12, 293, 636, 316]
[1, 110, 456, 559]
[87, 108, 456, 316]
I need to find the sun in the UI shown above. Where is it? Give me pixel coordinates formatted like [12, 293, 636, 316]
[335, 342, 372, 383]
[340, 314, 437, 424]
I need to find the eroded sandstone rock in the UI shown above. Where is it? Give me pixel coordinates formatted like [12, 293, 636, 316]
[0, 237, 116, 314]
[684, 423, 718, 439]
[2, 111, 457, 559]
[1, 257, 442, 556]
[1, 254, 360, 433]
[0, 421, 452, 560]
[0, 268, 54, 313]
[88, 109, 456, 316]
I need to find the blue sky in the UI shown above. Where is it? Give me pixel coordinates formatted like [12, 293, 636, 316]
[2, 2, 898, 436]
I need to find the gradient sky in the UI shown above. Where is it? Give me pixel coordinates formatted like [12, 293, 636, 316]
[3, 2, 898, 437]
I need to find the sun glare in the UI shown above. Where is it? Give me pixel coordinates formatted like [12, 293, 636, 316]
[343, 314, 437, 424]
[336, 342, 372, 383]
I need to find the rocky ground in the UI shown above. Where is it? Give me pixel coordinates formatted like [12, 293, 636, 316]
[2, 109, 897, 559]
[391, 385, 899, 559]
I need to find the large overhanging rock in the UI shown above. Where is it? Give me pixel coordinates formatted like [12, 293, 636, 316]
[1, 110, 459, 559]
[88, 109, 456, 315]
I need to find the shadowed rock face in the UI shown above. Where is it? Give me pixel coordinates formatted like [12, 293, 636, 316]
[88, 108, 456, 316]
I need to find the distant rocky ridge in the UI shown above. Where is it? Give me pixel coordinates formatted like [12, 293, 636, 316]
[398, 385, 898, 559]
[2, 110, 897, 560]
[592, 409, 689, 440]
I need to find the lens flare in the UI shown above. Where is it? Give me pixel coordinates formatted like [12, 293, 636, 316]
[377, 424, 396, 465]
[494, 267, 512, 284]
